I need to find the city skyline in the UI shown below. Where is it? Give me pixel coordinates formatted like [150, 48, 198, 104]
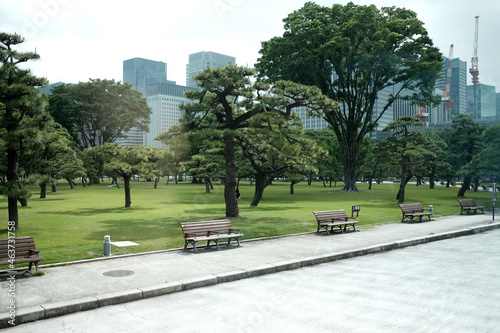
[1, 0, 499, 91]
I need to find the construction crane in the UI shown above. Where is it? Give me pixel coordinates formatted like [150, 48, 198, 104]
[469, 16, 480, 118]
[442, 44, 454, 119]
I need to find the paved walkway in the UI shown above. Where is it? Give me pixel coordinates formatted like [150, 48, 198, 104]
[1, 213, 499, 328]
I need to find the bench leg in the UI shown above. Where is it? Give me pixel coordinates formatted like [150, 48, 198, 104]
[35, 262, 39, 272]
[29, 262, 33, 271]
[215, 239, 220, 250]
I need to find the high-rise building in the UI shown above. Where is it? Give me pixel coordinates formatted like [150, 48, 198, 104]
[186, 51, 236, 88]
[467, 84, 497, 119]
[119, 58, 175, 146]
[496, 93, 500, 118]
[143, 83, 191, 149]
[123, 57, 173, 95]
[293, 107, 329, 130]
[436, 56, 467, 120]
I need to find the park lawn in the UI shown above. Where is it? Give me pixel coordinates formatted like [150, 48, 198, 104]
[0, 179, 494, 266]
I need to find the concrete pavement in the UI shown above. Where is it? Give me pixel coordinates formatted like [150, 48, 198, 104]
[1, 213, 499, 328]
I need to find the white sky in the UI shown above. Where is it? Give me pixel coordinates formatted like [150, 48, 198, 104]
[1, 0, 499, 91]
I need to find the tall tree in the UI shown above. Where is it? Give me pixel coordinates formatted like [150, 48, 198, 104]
[0, 32, 48, 228]
[474, 123, 500, 182]
[444, 114, 484, 196]
[47, 79, 151, 150]
[256, 2, 442, 192]
[383, 116, 435, 203]
[19, 119, 84, 197]
[238, 111, 324, 206]
[181, 65, 333, 217]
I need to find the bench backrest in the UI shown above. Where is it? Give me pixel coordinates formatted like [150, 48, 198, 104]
[0, 236, 37, 259]
[458, 198, 477, 207]
[399, 203, 424, 214]
[313, 210, 349, 224]
[179, 219, 234, 238]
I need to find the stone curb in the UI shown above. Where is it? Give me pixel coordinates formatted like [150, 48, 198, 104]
[2, 222, 500, 328]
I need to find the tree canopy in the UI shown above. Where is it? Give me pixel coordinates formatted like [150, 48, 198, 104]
[47, 79, 151, 150]
[180, 64, 334, 217]
[0, 32, 48, 228]
[256, 1, 443, 192]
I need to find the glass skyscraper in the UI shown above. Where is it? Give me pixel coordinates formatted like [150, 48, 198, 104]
[186, 51, 236, 88]
[467, 84, 497, 119]
[119, 58, 175, 146]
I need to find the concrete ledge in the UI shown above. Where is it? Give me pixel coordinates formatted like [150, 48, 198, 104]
[216, 270, 249, 283]
[96, 289, 143, 307]
[0, 305, 45, 328]
[140, 281, 183, 298]
[42, 296, 99, 318]
[469, 222, 500, 234]
[182, 275, 217, 290]
[244, 264, 277, 277]
[300, 256, 326, 267]
[396, 237, 426, 248]
[274, 260, 302, 272]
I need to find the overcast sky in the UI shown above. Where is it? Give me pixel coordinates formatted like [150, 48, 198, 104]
[1, 0, 499, 91]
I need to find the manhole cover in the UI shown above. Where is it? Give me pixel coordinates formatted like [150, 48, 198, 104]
[102, 270, 135, 277]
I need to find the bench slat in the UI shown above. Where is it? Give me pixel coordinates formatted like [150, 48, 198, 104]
[458, 199, 485, 215]
[399, 203, 433, 222]
[180, 219, 243, 253]
[0, 236, 44, 272]
[313, 210, 358, 235]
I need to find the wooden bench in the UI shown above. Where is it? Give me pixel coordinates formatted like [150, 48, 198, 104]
[0, 236, 44, 272]
[458, 198, 485, 215]
[313, 210, 358, 235]
[179, 219, 244, 253]
[399, 203, 433, 222]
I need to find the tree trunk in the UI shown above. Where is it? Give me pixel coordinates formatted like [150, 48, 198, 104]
[290, 181, 297, 194]
[124, 176, 132, 207]
[342, 166, 361, 192]
[251, 174, 266, 206]
[396, 155, 413, 203]
[40, 182, 47, 198]
[154, 176, 159, 189]
[223, 132, 239, 217]
[52, 184, 57, 192]
[66, 178, 76, 189]
[458, 176, 471, 197]
[429, 167, 436, 189]
[6, 147, 19, 228]
[340, 142, 361, 192]
[205, 178, 211, 194]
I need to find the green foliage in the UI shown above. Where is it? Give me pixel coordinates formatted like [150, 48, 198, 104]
[474, 122, 500, 181]
[256, 2, 443, 191]
[178, 65, 335, 216]
[47, 79, 151, 150]
[0, 32, 49, 226]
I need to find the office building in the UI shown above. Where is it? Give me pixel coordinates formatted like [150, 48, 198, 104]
[496, 93, 500, 118]
[186, 51, 236, 88]
[119, 58, 175, 146]
[436, 57, 467, 120]
[467, 83, 497, 119]
[143, 83, 191, 149]
[123, 57, 173, 95]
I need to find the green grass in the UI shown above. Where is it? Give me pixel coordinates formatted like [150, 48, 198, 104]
[0, 179, 494, 266]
